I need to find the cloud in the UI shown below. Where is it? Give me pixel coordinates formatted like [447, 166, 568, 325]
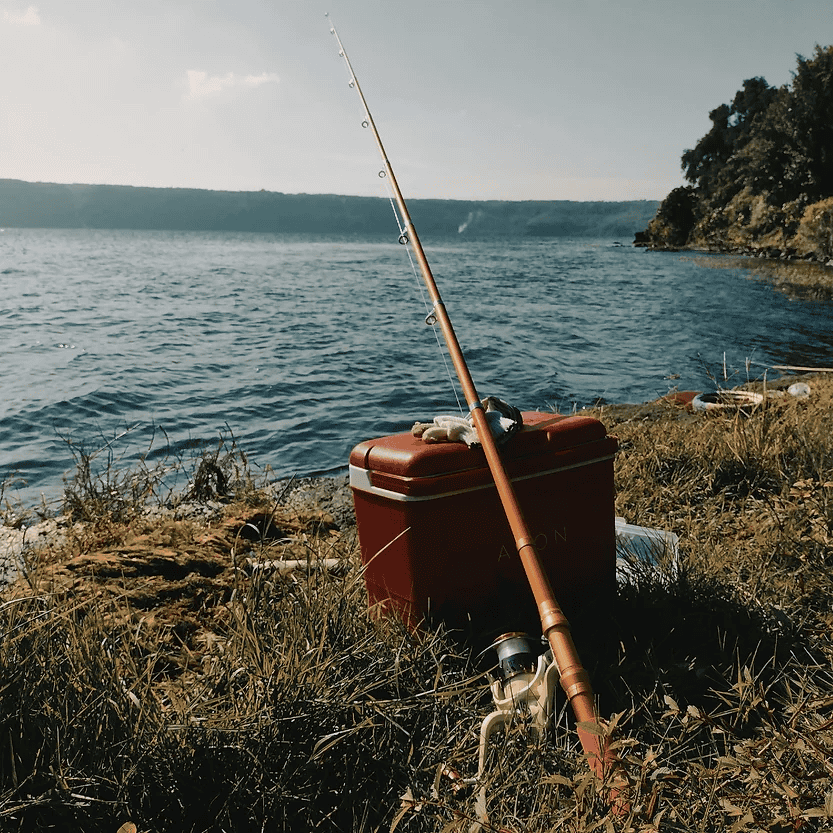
[3, 5, 40, 25]
[241, 73, 280, 89]
[186, 70, 279, 100]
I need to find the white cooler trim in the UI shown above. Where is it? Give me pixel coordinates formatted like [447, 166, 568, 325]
[349, 453, 616, 503]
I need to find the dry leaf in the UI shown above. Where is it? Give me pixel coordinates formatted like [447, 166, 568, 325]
[663, 694, 680, 712]
[390, 787, 422, 833]
[576, 720, 605, 736]
[729, 810, 754, 832]
[541, 773, 573, 787]
[719, 797, 744, 816]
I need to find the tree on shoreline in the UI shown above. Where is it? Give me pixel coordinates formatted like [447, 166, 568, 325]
[642, 45, 833, 259]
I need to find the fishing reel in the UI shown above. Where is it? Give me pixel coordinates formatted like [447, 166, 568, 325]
[479, 632, 560, 752]
[457, 632, 561, 824]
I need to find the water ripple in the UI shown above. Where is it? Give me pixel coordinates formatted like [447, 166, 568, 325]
[2, 228, 833, 508]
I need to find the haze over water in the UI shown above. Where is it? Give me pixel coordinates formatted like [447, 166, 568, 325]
[3, 227, 833, 511]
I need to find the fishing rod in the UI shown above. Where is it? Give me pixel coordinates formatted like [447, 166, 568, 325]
[327, 16, 613, 783]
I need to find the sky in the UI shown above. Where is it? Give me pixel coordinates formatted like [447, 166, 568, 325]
[1, 0, 831, 202]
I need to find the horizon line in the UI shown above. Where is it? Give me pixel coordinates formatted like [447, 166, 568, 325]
[0, 177, 663, 205]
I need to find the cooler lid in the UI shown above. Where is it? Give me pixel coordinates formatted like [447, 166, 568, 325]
[349, 412, 610, 478]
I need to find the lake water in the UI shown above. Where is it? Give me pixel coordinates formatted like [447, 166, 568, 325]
[3, 227, 833, 511]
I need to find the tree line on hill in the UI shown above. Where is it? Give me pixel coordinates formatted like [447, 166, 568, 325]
[639, 44, 833, 263]
[0, 179, 657, 240]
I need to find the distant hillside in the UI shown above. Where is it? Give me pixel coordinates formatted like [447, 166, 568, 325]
[0, 179, 658, 239]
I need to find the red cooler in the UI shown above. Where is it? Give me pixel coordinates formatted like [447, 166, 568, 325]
[349, 412, 618, 639]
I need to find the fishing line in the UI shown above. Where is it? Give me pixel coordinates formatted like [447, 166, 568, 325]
[379, 174, 465, 414]
[328, 12, 463, 415]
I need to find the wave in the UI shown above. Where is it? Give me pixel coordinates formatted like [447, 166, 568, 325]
[2, 229, 833, 509]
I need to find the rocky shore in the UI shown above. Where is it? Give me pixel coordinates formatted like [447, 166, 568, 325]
[0, 516, 65, 587]
[634, 191, 833, 268]
[0, 474, 355, 591]
[635, 231, 833, 267]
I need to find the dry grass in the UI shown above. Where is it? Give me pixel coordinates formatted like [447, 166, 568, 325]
[2, 379, 833, 831]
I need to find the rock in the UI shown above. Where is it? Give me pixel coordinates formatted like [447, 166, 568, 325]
[0, 517, 67, 588]
[274, 475, 355, 531]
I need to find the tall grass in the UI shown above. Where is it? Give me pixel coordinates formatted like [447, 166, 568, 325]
[2, 377, 833, 830]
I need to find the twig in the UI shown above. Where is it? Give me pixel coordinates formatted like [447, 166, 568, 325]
[748, 361, 833, 373]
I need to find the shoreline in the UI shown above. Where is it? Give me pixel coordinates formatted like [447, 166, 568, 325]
[2, 373, 832, 829]
[636, 237, 833, 265]
[0, 473, 355, 591]
[2, 372, 819, 589]
[634, 240, 833, 299]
